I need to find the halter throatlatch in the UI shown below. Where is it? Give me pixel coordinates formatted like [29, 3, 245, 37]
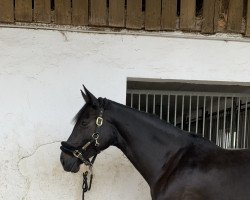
[60, 106, 104, 200]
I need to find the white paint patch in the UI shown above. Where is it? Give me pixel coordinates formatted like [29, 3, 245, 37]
[1, 27, 250, 200]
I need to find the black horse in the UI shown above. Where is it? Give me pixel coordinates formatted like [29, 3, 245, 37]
[60, 87, 250, 200]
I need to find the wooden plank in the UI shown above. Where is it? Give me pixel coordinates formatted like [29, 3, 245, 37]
[213, 0, 220, 32]
[72, 0, 88, 26]
[55, 0, 71, 25]
[34, 0, 51, 23]
[227, 0, 244, 33]
[15, 0, 33, 22]
[109, 0, 125, 27]
[162, 0, 177, 30]
[0, 0, 14, 23]
[145, 0, 161, 30]
[202, 0, 216, 33]
[213, 0, 229, 32]
[246, 0, 250, 36]
[90, 0, 107, 26]
[180, 0, 196, 30]
[126, 0, 143, 29]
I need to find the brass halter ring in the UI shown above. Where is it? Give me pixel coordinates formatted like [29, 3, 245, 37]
[96, 117, 103, 126]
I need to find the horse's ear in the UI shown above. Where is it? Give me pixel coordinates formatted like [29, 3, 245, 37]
[83, 85, 98, 105]
[80, 89, 89, 102]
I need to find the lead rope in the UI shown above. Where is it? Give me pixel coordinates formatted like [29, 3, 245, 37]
[81, 154, 98, 200]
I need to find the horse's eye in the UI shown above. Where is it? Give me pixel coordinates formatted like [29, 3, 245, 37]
[81, 121, 88, 126]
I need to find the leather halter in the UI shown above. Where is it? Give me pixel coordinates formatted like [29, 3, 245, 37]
[60, 108, 104, 165]
[60, 106, 105, 199]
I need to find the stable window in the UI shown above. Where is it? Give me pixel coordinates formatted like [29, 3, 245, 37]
[126, 80, 250, 149]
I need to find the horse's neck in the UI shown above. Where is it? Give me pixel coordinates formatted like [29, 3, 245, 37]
[109, 102, 191, 187]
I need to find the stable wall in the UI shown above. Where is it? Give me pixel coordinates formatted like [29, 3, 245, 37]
[1, 27, 250, 200]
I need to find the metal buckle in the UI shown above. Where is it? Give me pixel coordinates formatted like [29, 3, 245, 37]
[92, 133, 99, 140]
[82, 141, 91, 151]
[73, 150, 82, 158]
[96, 117, 103, 126]
[92, 133, 100, 146]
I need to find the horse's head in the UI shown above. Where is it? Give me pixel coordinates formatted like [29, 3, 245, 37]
[60, 86, 116, 173]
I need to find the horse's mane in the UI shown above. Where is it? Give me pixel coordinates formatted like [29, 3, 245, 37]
[73, 104, 87, 124]
[109, 99, 217, 146]
[110, 99, 181, 128]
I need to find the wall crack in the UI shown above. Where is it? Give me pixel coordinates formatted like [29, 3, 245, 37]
[59, 31, 69, 42]
[17, 140, 61, 200]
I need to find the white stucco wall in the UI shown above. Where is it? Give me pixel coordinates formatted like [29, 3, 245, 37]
[1, 27, 250, 200]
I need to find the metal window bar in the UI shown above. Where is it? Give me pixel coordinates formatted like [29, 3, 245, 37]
[230, 97, 234, 147]
[202, 96, 206, 138]
[189, 96, 192, 132]
[181, 95, 185, 130]
[167, 94, 170, 123]
[174, 95, 177, 126]
[153, 95, 155, 114]
[237, 98, 241, 148]
[160, 95, 163, 120]
[131, 93, 133, 108]
[138, 94, 141, 110]
[127, 90, 250, 149]
[244, 98, 248, 148]
[209, 97, 213, 141]
[223, 97, 227, 148]
[196, 96, 199, 133]
[216, 97, 220, 146]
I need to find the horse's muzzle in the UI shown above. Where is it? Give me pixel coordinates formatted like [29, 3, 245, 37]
[60, 151, 81, 173]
